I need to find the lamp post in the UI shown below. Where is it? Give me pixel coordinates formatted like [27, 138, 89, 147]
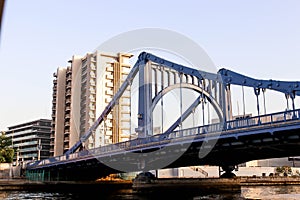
[16, 147, 19, 166]
[37, 139, 42, 161]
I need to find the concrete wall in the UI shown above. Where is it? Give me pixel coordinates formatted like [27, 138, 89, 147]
[246, 157, 298, 167]
[70, 55, 83, 149]
[0, 163, 11, 178]
[155, 166, 300, 178]
[0, 163, 23, 179]
[54, 68, 67, 156]
[235, 167, 275, 177]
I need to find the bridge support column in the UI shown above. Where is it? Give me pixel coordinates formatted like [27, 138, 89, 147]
[254, 88, 262, 124]
[136, 61, 153, 138]
[291, 92, 297, 119]
[225, 85, 233, 121]
[219, 165, 237, 178]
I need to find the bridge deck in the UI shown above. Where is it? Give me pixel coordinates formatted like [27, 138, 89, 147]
[25, 109, 300, 181]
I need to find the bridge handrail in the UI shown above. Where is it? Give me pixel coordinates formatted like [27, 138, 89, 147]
[26, 108, 300, 169]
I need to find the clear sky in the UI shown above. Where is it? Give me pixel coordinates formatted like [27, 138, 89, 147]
[0, 0, 300, 130]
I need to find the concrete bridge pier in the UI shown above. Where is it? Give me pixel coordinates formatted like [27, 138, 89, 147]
[219, 165, 238, 178]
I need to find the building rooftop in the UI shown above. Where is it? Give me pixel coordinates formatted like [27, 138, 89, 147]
[7, 119, 51, 130]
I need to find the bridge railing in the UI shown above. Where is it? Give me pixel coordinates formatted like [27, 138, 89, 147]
[168, 123, 223, 139]
[26, 109, 300, 169]
[226, 109, 300, 130]
[166, 109, 300, 139]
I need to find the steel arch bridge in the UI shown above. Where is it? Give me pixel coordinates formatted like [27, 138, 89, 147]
[25, 51, 300, 181]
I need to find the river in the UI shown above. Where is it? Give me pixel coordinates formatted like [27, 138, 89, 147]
[1, 185, 300, 200]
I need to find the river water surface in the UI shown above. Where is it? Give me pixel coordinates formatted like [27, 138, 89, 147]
[1, 185, 300, 199]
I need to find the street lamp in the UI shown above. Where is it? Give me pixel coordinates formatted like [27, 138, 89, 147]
[37, 139, 42, 161]
[16, 147, 20, 166]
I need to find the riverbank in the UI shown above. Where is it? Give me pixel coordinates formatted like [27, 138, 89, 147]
[1, 176, 300, 192]
[132, 176, 300, 192]
[0, 178, 132, 191]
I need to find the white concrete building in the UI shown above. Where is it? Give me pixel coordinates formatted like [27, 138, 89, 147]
[51, 51, 133, 156]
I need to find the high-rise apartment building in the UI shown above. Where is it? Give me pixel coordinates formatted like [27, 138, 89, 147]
[96, 53, 132, 145]
[51, 51, 133, 156]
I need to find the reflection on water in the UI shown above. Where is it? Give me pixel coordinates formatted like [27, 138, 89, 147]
[0, 191, 72, 200]
[242, 185, 300, 200]
[0, 190, 243, 200]
[0, 185, 300, 200]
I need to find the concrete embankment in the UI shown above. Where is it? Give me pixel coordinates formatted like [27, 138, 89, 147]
[133, 177, 240, 192]
[132, 177, 300, 192]
[0, 178, 132, 191]
[1, 177, 300, 192]
[240, 176, 300, 186]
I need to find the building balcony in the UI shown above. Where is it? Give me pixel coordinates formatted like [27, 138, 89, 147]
[88, 121, 94, 127]
[90, 71, 96, 78]
[105, 74, 113, 80]
[106, 66, 114, 72]
[105, 90, 114, 96]
[65, 99, 71, 104]
[65, 114, 70, 119]
[66, 83, 71, 89]
[91, 65, 96, 71]
[105, 98, 112, 104]
[90, 88, 96, 94]
[121, 63, 131, 68]
[90, 98, 96, 103]
[105, 121, 113, 127]
[90, 81, 96, 86]
[67, 70, 72, 75]
[106, 113, 113, 119]
[90, 57, 96, 63]
[64, 137, 69, 142]
[66, 76, 72, 82]
[89, 105, 96, 110]
[63, 144, 69, 150]
[121, 118, 130, 122]
[65, 106, 71, 111]
[105, 131, 113, 136]
[89, 112, 95, 118]
[105, 82, 113, 88]
[121, 71, 130, 75]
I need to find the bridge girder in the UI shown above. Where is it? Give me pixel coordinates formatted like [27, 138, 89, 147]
[44, 51, 300, 171]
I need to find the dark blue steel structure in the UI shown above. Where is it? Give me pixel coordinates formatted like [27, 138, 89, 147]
[25, 52, 300, 181]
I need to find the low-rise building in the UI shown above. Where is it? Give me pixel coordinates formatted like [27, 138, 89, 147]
[4, 119, 51, 164]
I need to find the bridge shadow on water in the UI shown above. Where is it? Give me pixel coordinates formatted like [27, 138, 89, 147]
[0, 188, 243, 200]
[3, 184, 300, 200]
[0, 178, 244, 200]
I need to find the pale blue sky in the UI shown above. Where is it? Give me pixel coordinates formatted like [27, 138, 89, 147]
[0, 0, 300, 130]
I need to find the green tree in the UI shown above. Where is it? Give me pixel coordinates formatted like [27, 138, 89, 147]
[0, 132, 14, 163]
[276, 166, 292, 176]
